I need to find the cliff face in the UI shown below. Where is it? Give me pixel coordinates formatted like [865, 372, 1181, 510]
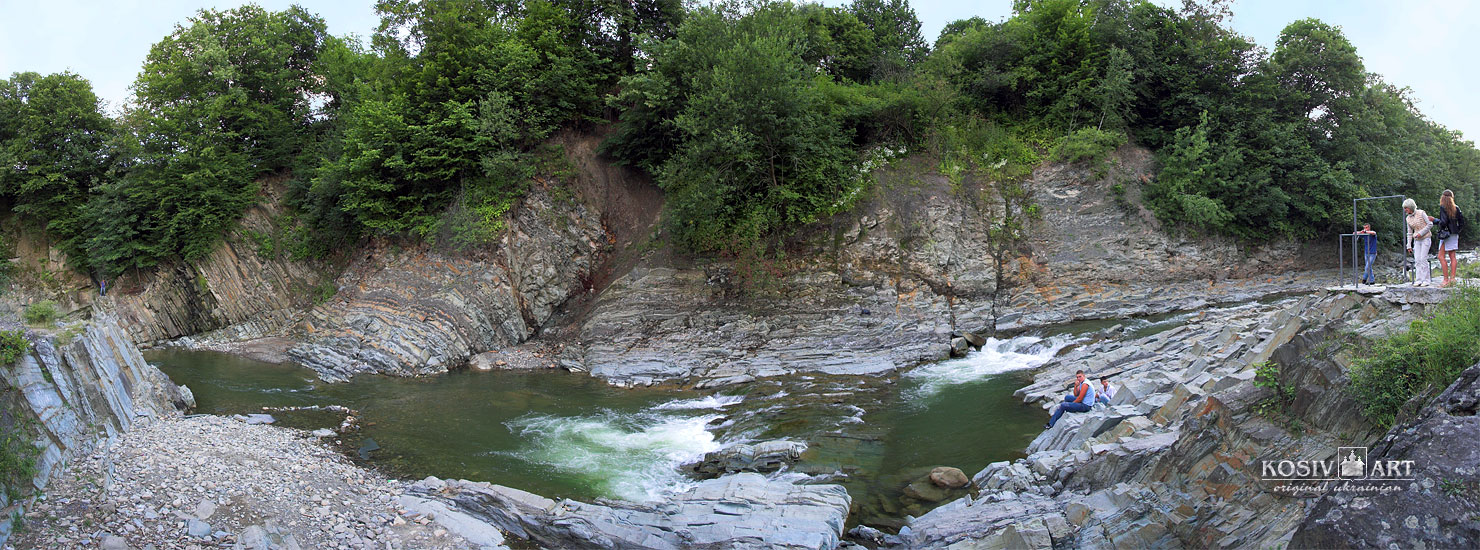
[286, 187, 608, 381]
[565, 147, 1323, 387]
[106, 182, 331, 345]
[0, 315, 193, 543]
[63, 133, 655, 382]
[50, 142, 1316, 386]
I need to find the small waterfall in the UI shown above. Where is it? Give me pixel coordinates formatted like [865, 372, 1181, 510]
[903, 334, 1078, 400]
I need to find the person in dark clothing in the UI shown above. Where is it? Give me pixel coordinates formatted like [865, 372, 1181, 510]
[1357, 223, 1378, 285]
[1437, 189, 1464, 287]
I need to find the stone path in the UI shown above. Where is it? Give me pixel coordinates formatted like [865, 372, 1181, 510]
[5, 416, 501, 550]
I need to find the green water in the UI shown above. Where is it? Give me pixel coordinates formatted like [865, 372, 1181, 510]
[147, 334, 1069, 529]
[149, 350, 714, 501]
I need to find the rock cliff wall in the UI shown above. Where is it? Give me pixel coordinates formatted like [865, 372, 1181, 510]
[287, 187, 608, 381]
[0, 315, 193, 544]
[566, 147, 1326, 387]
[105, 182, 331, 345]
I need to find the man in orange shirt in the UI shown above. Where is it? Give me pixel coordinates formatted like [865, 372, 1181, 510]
[1046, 370, 1095, 429]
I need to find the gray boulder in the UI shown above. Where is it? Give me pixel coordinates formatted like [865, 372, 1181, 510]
[407, 473, 851, 550]
[688, 440, 808, 478]
[1291, 363, 1480, 548]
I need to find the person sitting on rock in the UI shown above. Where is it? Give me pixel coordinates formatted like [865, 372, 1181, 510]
[1045, 370, 1096, 429]
[1096, 377, 1115, 406]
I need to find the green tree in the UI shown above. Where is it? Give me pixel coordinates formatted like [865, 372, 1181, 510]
[84, 5, 331, 276]
[849, 0, 928, 79]
[620, 3, 859, 252]
[0, 72, 114, 261]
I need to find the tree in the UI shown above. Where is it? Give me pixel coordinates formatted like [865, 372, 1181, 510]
[849, 0, 928, 80]
[80, 5, 331, 275]
[0, 72, 114, 260]
[616, 3, 859, 252]
[1269, 18, 1364, 119]
[1094, 47, 1135, 130]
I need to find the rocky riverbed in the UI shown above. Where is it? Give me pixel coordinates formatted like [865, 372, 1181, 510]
[890, 285, 1464, 549]
[6, 416, 500, 550]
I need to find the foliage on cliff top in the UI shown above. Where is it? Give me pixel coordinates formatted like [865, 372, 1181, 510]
[1349, 287, 1480, 427]
[3, 0, 1480, 276]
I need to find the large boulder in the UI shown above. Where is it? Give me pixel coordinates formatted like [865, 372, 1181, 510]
[1291, 363, 1480, 548]
[687, 440, 808, 478]
[407, 473, 851, 550]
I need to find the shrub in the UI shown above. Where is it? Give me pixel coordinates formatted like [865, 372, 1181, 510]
[1252, 360, 1297, 426]
[0, 331, 28, 365]
[1349, 287, 1480, 426]
[22, 301, 58, 325]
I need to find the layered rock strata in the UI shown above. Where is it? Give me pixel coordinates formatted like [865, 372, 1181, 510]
[0, 314, 193, 544]
[567, 148, 1327, 387]
[288, 189, 607, 381]
[404, 474, 851, 550]
[106, 183, 331, 345]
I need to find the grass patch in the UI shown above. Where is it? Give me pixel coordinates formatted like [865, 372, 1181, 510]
[1050, 127, 1127, 165]
[54, 324, 85, 347]
[311, 280, 337, 305]
[1349, 286, 1480, 426]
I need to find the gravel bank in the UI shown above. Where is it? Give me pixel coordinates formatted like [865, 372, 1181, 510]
[6, 415, 500, 550]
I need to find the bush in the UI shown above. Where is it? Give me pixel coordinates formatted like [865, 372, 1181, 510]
[0, 331, 28, 365]
[1051, 127, 1127, 165]
[1349, 286, 1480, 426]
[22, 301, 58, 325]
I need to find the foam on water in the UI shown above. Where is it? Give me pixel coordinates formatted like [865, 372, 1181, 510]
[650, 394, 744, 411]
[904, 335, 1078, 400]
[504, 410, 722, 501]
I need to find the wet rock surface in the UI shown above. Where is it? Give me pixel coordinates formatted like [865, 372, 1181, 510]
[7, 416, 494, 550]
[406, 473, 850, 550]
[686, 440, 808, 478]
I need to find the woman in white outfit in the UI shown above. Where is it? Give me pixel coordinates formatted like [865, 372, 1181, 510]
[1404, 198, 1433, 286]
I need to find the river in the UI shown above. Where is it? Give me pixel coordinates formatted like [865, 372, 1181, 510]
[148, 316, 1182, 529]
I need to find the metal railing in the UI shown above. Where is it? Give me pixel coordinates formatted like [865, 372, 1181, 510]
[1343, 195, 1408, 287]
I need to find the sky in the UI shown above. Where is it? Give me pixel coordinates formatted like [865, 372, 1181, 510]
[1, 0, 1477, 141]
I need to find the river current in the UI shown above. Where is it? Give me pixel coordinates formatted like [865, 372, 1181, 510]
[149, 317, 1178, 528]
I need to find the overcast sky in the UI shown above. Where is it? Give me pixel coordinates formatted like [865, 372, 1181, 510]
[2, 0, 1476, 142]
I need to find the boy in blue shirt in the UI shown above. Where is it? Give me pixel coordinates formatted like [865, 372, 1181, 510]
[1358, 223, 1378, 285]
